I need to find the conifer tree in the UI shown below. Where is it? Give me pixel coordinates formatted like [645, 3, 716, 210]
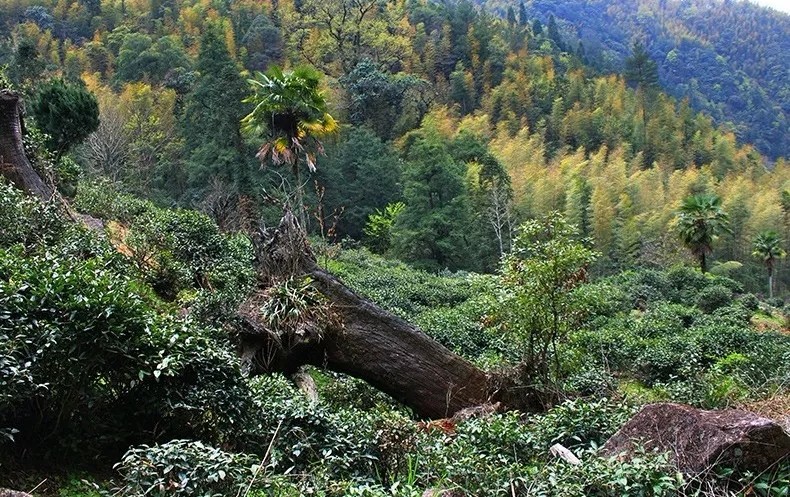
[518, 1, 528, 27]
[181, 23, 248, 197]
[392, 134, 474, 271]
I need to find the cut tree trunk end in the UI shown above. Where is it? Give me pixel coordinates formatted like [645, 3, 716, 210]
[0, 89, 53, 200]
[238, 211, 541, 419]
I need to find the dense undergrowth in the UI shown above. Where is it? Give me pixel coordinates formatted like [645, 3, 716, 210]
[1, 181, 789, 496]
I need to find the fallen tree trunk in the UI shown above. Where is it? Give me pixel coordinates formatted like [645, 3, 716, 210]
[0, 89, 53, 200]
[238, 212, 539, 419]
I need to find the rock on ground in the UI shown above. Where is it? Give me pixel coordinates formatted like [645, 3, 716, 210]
[602, 403, 790, 473]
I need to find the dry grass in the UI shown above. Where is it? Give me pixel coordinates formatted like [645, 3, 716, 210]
[740, 392, 790, 432]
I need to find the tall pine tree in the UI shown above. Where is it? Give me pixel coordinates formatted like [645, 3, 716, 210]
[181, 23, 249, 198]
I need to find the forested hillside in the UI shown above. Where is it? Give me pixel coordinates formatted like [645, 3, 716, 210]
[1, 0, 788, 290]
[1, 0, 790, 494]
[480, 0, 790, 160]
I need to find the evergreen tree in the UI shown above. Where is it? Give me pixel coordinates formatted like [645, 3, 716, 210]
[546, 15, 564, 51]
[31, 78, 99, 159]
[518, 1, 528, 27]
[625, 41, 660, 159]
[392, 134, 474, 271]
[506, 7, 517, 27]
[625, 41, 659, 91]
[532, 18, 543, 36]
[317, 127, 402, 239]
[181, 24, 248, 197]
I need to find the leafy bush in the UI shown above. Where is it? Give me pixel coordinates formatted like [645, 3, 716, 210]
[738, 293, 760, 311]
[571, 267, 790, 402]
[0, 190, 253, 463]
[0, 182, 67, 250]
[74, 180, 153, 223]
[514, 449, 683, 497]
[245, 375, 381, 479]
[564, 368, 618, 397]
[0, 244, 252, 461]
[696, 284, 734, 313]
[115, 440, 257, 497]
[326, 249, 477, 320]
[526, 398, 636, 451]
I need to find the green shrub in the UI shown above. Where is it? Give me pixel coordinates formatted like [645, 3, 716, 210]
[0, 245, 252, 462]
[0, 182, 67, 250]
[327, 249, 477, 320]
[738, 293, 760, 312]
[621, 269, 674, 308]
[696, 284, 734, 313]
[634, 303, 698, 338]
[245, 375, 381, 479]
[114, 440, 257, 497]
[666, 265, 708, 300]
[515, 448, 683, 497]
[527, 398, 636, 451]
[74, 180, 153, 223]
[565, 368, 618, 397]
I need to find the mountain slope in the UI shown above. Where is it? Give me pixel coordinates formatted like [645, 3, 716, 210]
[481, 0, 789, 160]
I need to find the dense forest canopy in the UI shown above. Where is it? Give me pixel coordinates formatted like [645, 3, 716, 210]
[0, 0, 787, 287]
[477, 0, 790, 160]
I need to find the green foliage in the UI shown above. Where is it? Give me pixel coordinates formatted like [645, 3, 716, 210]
[325, 249, 477, 321]
[317, 127, 403, 240]
[625, 41, 659, 91]
[391, 132, 477, 271]
[752, 230, 786, 298]
[364, 202, 405, 254]
[114, 33, 191, 86]
[241, 64, 338, 226]
[497, 213, 599, 382]
[341, 59, 428, 140]
[75, 181, 254, 317]
[676, 193, 730, 273]
[181, 23, 249, 196]
[571, 268, 790, 405]
[74, 180, 154, 222]
[242, 65, 337, 172]
[114, 440, 257, 497]
[0, 185, 252, 465]
[516, 448, 683, 497]
[245, 375, 381, 479]
[30, 79, 99, 158]
[0, 181, 67, 249]
[695, 284, 734, 313]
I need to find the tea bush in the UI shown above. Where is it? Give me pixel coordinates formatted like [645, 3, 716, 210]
[115, 440, 258, 497]
[0, 185, 253, 466]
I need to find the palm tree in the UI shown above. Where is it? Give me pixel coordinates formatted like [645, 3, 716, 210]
[676, 193, 730, 273]
[752, 230, 786, 299]
[241, 65, 338, 228]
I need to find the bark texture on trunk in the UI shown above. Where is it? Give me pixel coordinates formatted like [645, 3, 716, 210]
[239, 212, 539, 419]
[309, 266, 492, 418]
[0, 90, 53, 200]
